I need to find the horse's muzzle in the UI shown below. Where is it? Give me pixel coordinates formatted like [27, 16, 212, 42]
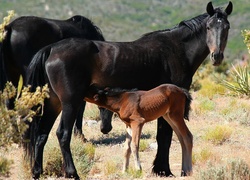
[210, 51, 224, 66]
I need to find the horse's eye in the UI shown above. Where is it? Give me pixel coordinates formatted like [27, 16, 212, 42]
[207, 26, 210, 30]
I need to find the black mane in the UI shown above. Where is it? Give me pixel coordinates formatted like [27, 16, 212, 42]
[142, 13, 208, 37]
[143, 6, 227, 37]
[98, 87, 138, 97]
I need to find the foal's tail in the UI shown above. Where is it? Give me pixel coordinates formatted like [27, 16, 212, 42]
[182, 88, 192, 121]
[23, 45, 52, 166]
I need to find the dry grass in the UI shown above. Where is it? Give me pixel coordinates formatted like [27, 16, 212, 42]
[1, 92, 250, 180]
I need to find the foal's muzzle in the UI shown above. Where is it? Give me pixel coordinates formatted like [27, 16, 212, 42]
[210, 51, 224, 66]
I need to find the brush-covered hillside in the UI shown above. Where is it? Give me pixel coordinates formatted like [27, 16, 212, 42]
[0, 0, 249, 61]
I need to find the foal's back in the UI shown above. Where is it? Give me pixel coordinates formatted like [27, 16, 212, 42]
[135, 84, 187, 121]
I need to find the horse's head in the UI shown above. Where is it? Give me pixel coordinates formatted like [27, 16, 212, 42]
[206, 1, 233, 66]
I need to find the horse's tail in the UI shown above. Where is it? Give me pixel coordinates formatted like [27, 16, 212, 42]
[23, 45, 52, 166]
[182, 88, 192, 121]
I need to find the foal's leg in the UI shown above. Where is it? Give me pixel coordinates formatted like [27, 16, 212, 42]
[123, 125, 132, 172]
[163, 114, 193, 176]
[130, 121, 144, 171]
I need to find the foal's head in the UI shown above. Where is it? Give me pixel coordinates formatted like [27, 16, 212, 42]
[205, 1, 233, 66]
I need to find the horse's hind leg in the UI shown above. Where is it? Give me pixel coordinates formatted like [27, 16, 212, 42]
[163, 114, 193, 176]
[73, 101, 86, 137]
[32, 95, 61, 179]
[57, 101, 81, 179]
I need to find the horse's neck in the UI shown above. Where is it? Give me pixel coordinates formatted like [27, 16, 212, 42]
[181, 25, 210, 75]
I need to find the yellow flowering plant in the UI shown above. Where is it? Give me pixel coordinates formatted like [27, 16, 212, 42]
[0, 10, 15, 42]
[0, 76, 49, 148]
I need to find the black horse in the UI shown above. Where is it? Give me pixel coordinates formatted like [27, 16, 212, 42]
[0, 15, 112, 135]
[26, 2, 233, 179]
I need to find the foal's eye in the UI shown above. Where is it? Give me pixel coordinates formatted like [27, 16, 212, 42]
[207, 26, 210, 30]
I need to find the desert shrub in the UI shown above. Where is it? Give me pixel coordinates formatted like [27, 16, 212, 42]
[0, 77, 49, 177]
[198, 78, 227, 98]
[193, 96, 216, 115]
[203, 125, 233, 145]
[219, 98, 250, 125]
[103, 160, 117, 176]
[197, 159, 250, 180]
[43, 145, 63, 177]
[0, 78, 49, 148]
[242, 29, 250, 54]
[126, 168, 143, 179]
[0, 156, 13, 176]
[0, 10, 15, 42]
[139, 139, 149, 152]
[43, 136, 96, 179]
[192, 146, 213, 164]
[72, 140, 96, 178]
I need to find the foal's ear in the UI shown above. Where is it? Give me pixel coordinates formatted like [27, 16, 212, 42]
[206, 2, 215, 16]
[225, 1, 233, 15]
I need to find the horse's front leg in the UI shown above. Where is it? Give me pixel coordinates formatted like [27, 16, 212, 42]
[57, 102, 79, 179]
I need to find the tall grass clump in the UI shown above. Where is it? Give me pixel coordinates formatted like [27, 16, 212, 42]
[192, 96, 216, 115]
[192, 146, 213, 164]
[103, 160, 118, 177]
[197, 159, 250, 180]
[203, 125, 233, 145]
[43, 136, 96, 179]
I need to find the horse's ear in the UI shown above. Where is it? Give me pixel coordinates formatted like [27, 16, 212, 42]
[225, 1, 233, 15]
[206, 2, 215, 16]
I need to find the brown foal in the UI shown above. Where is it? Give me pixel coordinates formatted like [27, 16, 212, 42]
[85, 83, 193, 175]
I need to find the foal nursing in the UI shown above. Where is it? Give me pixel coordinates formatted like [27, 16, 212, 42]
[86, 83, 193, 176]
